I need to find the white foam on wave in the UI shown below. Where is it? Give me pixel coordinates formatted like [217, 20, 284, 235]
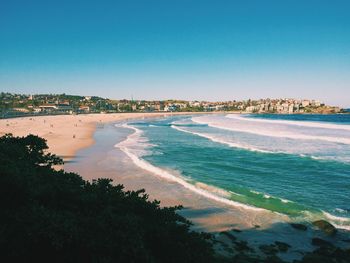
[323, 211, 350, 231]
[250, 190, 261, 195]
[195, 182, 232, 198]
[116, 123, 155, 156]
[172, 123, 350, 164]
[226, 114, 350, 132]
[294, 152, 350, 164]
[115, 123, 265, 212]
[335, 208, 347, 214]
[250, 190, 293, 203]
[281, 198, 292, 204]
[171, 124, 273, 153]
[332, 224, 350, 231]
[173, 123, 346, 161]
[323, 211, 350, 222]
[115, 123, 142, 150]
[229, 191, 244, 197]
[193, 116, 350, 145]
[310, 156, 327, 161]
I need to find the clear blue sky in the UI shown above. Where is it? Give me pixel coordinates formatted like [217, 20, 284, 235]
[1, 0, 349, 107]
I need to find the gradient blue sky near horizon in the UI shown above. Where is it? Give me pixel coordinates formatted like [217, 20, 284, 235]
[0, 1, 349, 107]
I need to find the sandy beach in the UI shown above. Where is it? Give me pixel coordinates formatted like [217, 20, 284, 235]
[0, 112, 202, 161]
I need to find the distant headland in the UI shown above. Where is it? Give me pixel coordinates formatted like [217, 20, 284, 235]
[0, 92, 345, 119]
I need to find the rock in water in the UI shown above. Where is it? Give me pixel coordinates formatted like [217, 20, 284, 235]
[312, 220, 337, 236]
[312, 238, 333, 247]
[274, 241, 291, 252]
[259, 244, 279, 255]
[290, 223, 307, 231]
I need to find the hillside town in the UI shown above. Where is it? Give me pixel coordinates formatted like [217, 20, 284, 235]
[0, 92, 344, 118]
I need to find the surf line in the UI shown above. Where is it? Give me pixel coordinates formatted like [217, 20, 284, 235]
[171, 124, 273, 154]
[226, 114, 350, 132]
[192, 117, 350, 145]
[116, 123, 266, 213]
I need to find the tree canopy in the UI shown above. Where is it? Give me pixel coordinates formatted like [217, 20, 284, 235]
[0, 134, 214, 263]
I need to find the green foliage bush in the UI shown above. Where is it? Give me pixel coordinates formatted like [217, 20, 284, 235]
[0, 134, 214, 263]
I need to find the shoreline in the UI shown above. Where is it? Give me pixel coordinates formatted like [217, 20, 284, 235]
[0, 112, 216, 162]
[2, 112, 350, 261]
[64, 118, 350, 262]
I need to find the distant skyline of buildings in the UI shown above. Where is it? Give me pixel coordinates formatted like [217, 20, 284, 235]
[0, 92, 344, 119]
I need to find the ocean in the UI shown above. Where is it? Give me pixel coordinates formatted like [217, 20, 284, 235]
[115, 114, 350, 230]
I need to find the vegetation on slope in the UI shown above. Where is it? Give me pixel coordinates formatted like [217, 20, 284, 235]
[0, 134, 214, 263]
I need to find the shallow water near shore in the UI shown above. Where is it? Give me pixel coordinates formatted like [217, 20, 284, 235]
[65, 120, 284, 229]
[65, 114, 350, 261]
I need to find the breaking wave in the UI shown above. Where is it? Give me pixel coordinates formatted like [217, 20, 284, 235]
[171, 124, 273, 154]
[192, 116, 350, 145]
[115, 124, 265, 212]
[227, 114, 350, 131]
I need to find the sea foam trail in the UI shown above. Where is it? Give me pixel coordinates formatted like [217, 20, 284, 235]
[227, 114, 350, 131]
[249, 190, 293, 204]
[171, 124, 273, 154]
[323, 211, 350, 231]
[172, 124, 350, 163]
[192, 117, 350, 145]
[116, 124, 265, 212]
[117, 123, 350, 229]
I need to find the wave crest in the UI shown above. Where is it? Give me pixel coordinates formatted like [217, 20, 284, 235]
[226, 114, 350, 131]
[115, 124, 265, 212]
[192, 116, 350, 145]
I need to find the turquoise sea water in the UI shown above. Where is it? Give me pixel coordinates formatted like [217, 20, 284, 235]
[117, 114, 350, 230]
